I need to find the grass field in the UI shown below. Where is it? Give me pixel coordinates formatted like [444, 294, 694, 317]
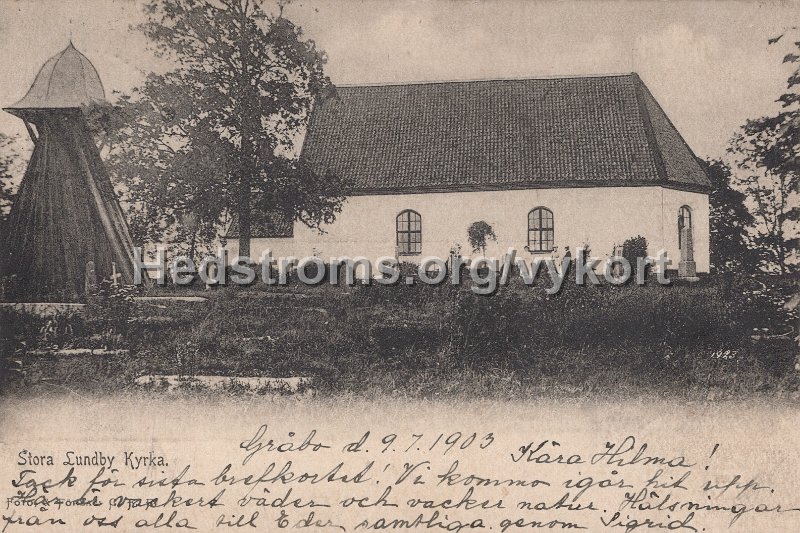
[1, 273, 797, 400]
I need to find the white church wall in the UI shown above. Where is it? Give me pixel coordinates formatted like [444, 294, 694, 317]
[226, 185, 710, 275]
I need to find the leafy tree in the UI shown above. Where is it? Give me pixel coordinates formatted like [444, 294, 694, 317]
[702, 158, 758, 274]
[94, 0, 346, 259]
[87, 95, 236, 260]
[728, 30, 800, 274]
[0, 133, 20, 231]
[467, 221, 496, 255]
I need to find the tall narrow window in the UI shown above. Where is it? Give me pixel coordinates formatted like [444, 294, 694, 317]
[396, 210, 422, 255]
[678, 206, 692, 249]
[528, 207, 554, 252]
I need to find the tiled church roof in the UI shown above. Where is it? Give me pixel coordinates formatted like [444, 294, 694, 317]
[301, 73, 710, 194]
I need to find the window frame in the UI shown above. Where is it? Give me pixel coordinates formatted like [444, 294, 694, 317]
[396, 209, 422, 256]
[527, 207, 555, 253]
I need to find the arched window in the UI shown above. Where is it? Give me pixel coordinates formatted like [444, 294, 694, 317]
[678, 206, 692, 249]
[528, 207, 554, 252]
[396, 210, 422, 255]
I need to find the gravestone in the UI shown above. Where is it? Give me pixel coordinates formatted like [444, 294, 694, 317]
[84, 261, 98, 295]
[678, 227, 698, 280]
[110, 262, 122, 287]
[611, 244, 624, 278]
[205, 261, 219, 290]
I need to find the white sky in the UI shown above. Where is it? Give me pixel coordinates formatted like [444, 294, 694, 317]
[0, 0, 798, 159]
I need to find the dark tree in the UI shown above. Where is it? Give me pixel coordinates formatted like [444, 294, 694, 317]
[86, 97, 230, 260]
[702, 158, 758, 274]
[728, 30, 800, 274]
[94, 0, 346, 259]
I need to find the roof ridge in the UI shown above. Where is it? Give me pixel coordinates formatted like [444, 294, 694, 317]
[335, 72, 637, 88]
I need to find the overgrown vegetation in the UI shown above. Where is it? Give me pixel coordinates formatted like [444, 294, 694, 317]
[1, 273, 797, 400]
[621, 235, 649, 280]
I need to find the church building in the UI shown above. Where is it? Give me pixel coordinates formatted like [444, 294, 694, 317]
[226, 73, 710, 275]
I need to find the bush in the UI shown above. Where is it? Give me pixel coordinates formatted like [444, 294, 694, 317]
[467, 221, 497, 254]
[621, 235, 649, 280]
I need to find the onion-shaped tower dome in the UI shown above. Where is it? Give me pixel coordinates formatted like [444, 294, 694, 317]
[5, 41, 105, 115]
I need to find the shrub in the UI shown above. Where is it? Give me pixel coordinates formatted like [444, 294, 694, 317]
[84, 281, 137, 348]
[621, 235, 649, 279]
[467, 221, 497, 255]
